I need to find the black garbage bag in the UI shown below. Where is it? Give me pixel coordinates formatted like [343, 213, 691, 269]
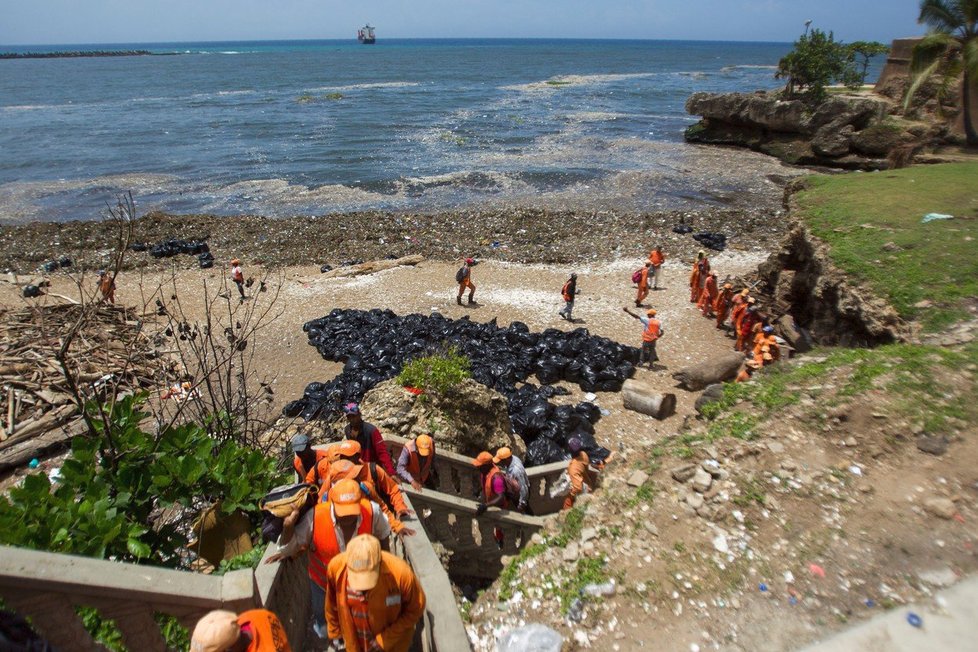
[57, 256, 72, 268]
[22, 284, 42, 298]
[693, 232, 727, 252]
[282, 400, 305, 418]
[673, 224, 693, 234]
[129, 242, 149, 252]
[41, 261, 58, 273]
[526, 436, 567, 466]
[575, 401, 602, 424]
[320, 264, 333, 273]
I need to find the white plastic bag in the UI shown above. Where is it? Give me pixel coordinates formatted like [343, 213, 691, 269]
[548, 471, 571, 498]
[496, 624, 563, 652]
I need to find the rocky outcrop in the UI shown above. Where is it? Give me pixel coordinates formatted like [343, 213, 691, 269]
[755, 218, 916, 347]
[360, 378, 525, 458]
[685, 91, 942, 170]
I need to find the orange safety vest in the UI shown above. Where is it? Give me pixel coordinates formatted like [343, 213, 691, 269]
[293, 450, 328, 481]
[404, 441, 435, 484]
[642, 318, 661, 342]
[237, 609, 292, 652]
[561, 280, 573, 302]
[308, 500, 374, 589]
[649, 250, 664, 267]
[482, 467, 509, 508]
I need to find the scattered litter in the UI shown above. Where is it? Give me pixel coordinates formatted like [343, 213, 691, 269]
[849, 465, 863, 476]
[582, 579, 616, 597]
[789, 596, 798, 606]
[906, 612, 923, 628]
[809, 563, 826, 578]
[28, 458, 39, 469]
[864, 599, 876, 608]
[758, 583, 768, 592]
[783, 571, 795, 584]
[584, 392, 597, 401]
[497, 624, 564, 651]
[921, 213, 953, 223]
[567, 599, 584, 623]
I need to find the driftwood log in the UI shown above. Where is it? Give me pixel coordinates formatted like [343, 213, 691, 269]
[621, 380, 677, 420]
[320, 255, 424, 279]
[672, 352, 746, 391]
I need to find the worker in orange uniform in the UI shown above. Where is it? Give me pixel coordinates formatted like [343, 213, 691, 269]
[230, 258, 245, 302]
[265, 479, 391, 641]
[396, 434, 439, 491]
[648, 245, 665, 290]
[736, 304, 759, 352]
[559, 272, 578, 321]
[697, 271, 719, 317]
[729, 289, 749, 333]
[96, 270, 116, 304]
[290, 434, 327, 483]
[689, 251, 705, 303]
[456, 257, 476, 306]
[735, 359, 762, 383]
[563, 437, 598, 510]
[473, 450, 509, 548]
[696, 251, 711, 300]
[714, 282, 734, 329]
[190, 608, 291, 652]
[635, 260, 652, 307]
[325, 534, 426, 652]
[623, 307, 664, 370]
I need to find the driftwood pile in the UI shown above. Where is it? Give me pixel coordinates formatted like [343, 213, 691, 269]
[0, 302, 173, 472]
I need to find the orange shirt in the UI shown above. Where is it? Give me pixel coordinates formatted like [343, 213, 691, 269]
[325, 551, 426, 652]
[237, 609, 291, 652]
[649, 250, 665, 267]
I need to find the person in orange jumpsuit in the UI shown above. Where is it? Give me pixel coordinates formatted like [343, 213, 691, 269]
[325, 534, 426, 652]
[456, 257, 476, 305]
[714, 283, 734, 329]
[190, 608, 291, 652]
[732, 295, 754, 340]
[563, 437, 597, 510]
[735, 359, 762, 383]
[97, 270, 116, 304]
[648, 245, 665, 290]
[689, 251, 704, 303]
[290, 433, 328, 483]
[635, 261, 652, 307]
[697, 271, 719, 317]
[736, 305, 759, 352]
[729, 289, 748, 333]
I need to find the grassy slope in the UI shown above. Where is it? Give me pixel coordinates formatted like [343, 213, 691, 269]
[795, 162, 978, 331]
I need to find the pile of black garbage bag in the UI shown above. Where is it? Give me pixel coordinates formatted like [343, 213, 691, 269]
[692, 231, 727, 252]
[130, 239, 214, 268]
[39, 257, 72, 273]
[283, 309, 638, 465]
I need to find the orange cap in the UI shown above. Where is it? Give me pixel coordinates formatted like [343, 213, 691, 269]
[338, 439, 362, 458]
[646, 308, 657, 316]
[416, 434, 433, 455]
[230, 258, 241, 265]
[493, 446, 512, 464]
[328, 479, 363, 517]
[473, 451, 494, 467]
[329, 459, 357, 480]
[190, 610, 239, 652]
[346, 534, 382, 591]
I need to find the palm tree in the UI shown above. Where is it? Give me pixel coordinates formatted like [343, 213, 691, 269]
[904, 0, 978, 145]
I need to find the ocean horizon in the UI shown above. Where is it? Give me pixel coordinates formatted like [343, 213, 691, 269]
[0, 38, 882, 223]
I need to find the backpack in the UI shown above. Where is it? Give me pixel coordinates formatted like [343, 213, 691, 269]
[631, 268, 643, 284]
[455, 266, 467, 283]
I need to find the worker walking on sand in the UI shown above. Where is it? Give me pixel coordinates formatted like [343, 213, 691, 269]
[623, 307, 664, 369]
[714, 282, 734, 329]
[455, 257, 476, 306]
[265, 479, 391, 642]
[648, 245, 665, 290]
[96, 270, 116, 304]
[698, 271, 719, 317]
[190, 608, 291, 652]
[230, 258, 245, 302]
[559, 272, 578, 321]
[325, 534, 426, 652]
[689, 251, 705, 303]
[635, 261, 652, 307]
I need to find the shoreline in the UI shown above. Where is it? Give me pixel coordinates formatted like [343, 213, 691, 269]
[0, 204, 790, 273]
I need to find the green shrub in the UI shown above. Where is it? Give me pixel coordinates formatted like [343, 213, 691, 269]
[396, 345, 471, 395]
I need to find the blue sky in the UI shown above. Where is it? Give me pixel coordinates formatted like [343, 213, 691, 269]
[1, 0, 925, 46]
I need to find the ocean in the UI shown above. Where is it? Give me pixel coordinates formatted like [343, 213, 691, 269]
[0, 39, 874, 223]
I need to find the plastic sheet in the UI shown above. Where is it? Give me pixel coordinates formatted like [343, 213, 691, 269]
[497, 624, 563, 652]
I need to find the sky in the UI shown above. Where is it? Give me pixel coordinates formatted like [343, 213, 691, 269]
[0, 0, 926, 46]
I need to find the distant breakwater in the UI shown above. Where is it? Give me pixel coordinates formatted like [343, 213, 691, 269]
[0, 50, 158, 60]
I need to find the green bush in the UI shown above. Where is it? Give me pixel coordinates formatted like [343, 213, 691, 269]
[0, 393, 287, 567]
[396, 346, 471, 395]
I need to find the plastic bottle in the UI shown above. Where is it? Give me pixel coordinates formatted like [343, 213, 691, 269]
[582, 579, 616, 597]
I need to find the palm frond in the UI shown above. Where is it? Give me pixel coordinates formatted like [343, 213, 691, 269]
[904, 58, 944, 110]
[910, 32, 958, 74]
[919, 0, 966, 33]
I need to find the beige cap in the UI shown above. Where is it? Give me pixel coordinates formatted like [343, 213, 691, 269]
[346, 534, 382, 591]
[190, 610, 239, 652]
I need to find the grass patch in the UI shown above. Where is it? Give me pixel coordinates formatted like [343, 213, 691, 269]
[396, 345, 471, 396]
[795, 163, 978, 331]
[550, 556, 611, 612]
[497, 541, 547, 602]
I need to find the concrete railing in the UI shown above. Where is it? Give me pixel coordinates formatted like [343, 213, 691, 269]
[0, 545, 255, 651]
[384, 435, 569, 515]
